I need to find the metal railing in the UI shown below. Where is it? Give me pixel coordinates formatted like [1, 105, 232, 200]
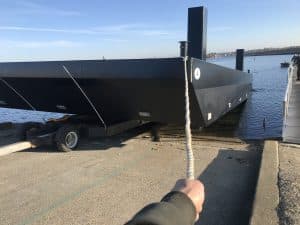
[283, 64, 297, 123]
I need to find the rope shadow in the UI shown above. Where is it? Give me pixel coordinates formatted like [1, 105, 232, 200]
[196, 141, 263, 225]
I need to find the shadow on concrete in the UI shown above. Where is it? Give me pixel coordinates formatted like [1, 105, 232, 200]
[196, 141, 263, 225]
[22, 122, 155, 153]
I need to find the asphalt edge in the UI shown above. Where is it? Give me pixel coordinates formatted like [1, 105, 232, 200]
[250, 140, 280, 225]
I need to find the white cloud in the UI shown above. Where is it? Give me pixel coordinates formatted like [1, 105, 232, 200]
[0, 26, 98, 34]
[0, 25, 176, 37]
[7, 0, 81, 16]
[102, 38, 129, 43]
[93, 24, 144, 33]
[0, 40, 81, 48]
[210, 26, 233, 32]
[141, 30, 170, 36]
[0, 38, 133, 49]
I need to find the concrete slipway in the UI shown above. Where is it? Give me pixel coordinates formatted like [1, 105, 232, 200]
[0, 124, 299, 225]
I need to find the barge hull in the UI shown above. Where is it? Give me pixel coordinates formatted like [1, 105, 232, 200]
[0, 57, 251, 128]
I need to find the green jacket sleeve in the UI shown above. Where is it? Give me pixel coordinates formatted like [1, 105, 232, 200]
[125, 191, 196, 225]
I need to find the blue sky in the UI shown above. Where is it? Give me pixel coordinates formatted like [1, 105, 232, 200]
[0, 0, 299, 61]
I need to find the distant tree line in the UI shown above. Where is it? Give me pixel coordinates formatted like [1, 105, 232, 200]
[207, 46, 300, 58]
[246, 46, 300, 56]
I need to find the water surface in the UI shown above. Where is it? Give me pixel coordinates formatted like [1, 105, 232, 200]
[209, 54, 291, 139]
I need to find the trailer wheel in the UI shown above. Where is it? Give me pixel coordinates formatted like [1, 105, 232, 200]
[55, 125, 79, 152]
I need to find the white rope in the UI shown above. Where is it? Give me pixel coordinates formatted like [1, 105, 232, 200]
[62, 65, 107, 130]
[0, 78, 36, 111]
[183, 57, 195, 180]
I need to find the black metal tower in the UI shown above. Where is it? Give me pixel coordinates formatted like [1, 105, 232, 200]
[187, 6, 208, 60]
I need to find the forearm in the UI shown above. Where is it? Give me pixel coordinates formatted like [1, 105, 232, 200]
[125, 191, 196, 225]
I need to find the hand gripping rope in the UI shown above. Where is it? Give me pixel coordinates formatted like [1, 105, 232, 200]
[184, 57, 195, 180]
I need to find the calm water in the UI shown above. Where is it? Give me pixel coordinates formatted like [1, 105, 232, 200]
[209, 54, 291, 139]
[0, 55, 292, 139]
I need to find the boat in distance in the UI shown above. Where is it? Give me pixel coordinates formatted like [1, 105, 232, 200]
[0, 6, 252, 129]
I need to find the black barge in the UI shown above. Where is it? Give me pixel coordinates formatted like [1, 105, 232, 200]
[0, 6, 252, 151]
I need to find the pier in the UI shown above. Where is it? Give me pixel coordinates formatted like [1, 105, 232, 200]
[283, 64, 300, 144]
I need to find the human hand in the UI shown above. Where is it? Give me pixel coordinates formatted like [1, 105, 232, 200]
[173, 179, 205, 221]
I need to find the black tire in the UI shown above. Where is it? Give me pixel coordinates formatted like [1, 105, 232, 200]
[55, 125, 80, 152]
[150, 124, 161, 142]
